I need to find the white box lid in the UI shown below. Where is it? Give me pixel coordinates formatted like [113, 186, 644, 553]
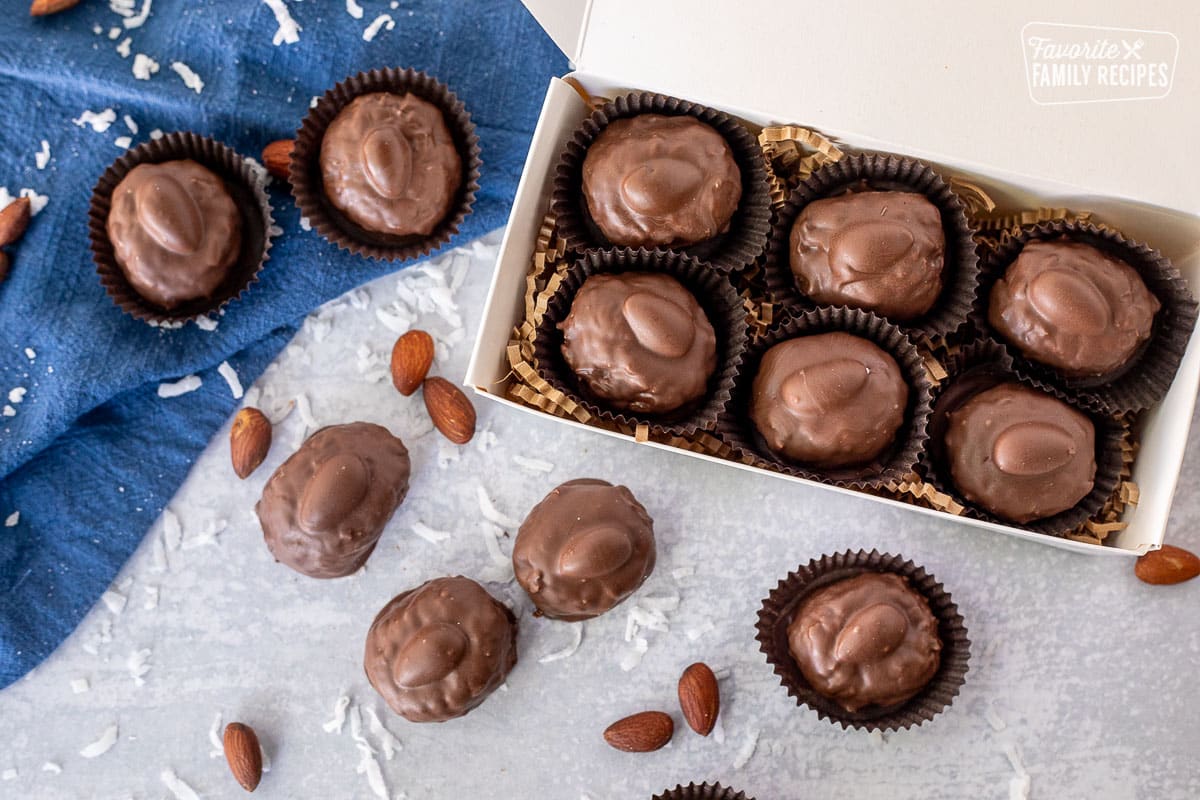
[522, 0, 1200, 216]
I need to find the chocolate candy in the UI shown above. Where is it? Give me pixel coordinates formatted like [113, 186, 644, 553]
[364, 576, 517, 723]
[788, 191, 945, 321]
[559, 272, 717, 414]
[320, 92, 462, 237]
[581, 114, 741, 248]
[513, 479, 655, 621]
[750, 332, 908, 468]
[988, 239, 1160, 377]
[788, 572, 941, 713]
[945, 382, 1095, 523]
[256, 422, 410, 578]
[106, 160, 241, 309]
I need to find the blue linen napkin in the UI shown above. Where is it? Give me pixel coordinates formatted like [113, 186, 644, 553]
[0, 0, 565, 688]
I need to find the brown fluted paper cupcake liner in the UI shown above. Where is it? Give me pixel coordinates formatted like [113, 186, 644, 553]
[88, 132, 275, 325]
[291, 67, 480, 262]
[532, 249, 747, 438]
[716, 306, 933, 490]
[756, 549, 969, 732]
[919, 338, 1127, 538]
[653, 783, 754, 800]
[972, 220, 1197, 414]
[551, 92, 772, 272]
[762, 152, 980, 344]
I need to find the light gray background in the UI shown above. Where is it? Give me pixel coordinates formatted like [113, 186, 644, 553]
[1, 231, 1197, 800]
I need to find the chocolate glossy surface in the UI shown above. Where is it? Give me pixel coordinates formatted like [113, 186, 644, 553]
[989, 239, 1160, 377]
[256, 422, 410, 578]
[788, 572, 941, 713]
[513, 479, 655, 621]
[945, 382, 1095, 523]
[581, 114, 741, 248]
[750, 332, 908, 468]
[320, 92, 461, 237]
[788, 191, 945, 321]
[106, 159, 241, 309]
[364, 576, 517, 723]
[559, 272, 717, 414]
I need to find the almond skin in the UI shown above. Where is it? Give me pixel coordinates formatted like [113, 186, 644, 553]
[1135, 544, 1200, 585]
[0, 197, 31, 248]
[30, 0, 81, 15]
[678, 662, 720, 736]
[223, 722, 263, 792]
[391, 330, 435, 396]
[603, 711, 674, 753]
[423, 376, 476, 445]
[230, 408, 272, 479]
[0, 252, 9, 284]
[261, 139, 294, 182]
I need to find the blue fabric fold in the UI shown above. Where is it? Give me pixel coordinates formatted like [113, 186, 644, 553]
[0, 0, 564, 688]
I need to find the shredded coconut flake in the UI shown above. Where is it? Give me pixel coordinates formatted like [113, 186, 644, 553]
[1010, 774, 1031, 800]
[150, 129, 164, 140]
[362, 706, 401, 760]
[157, 375, 202, 398]
[170, 61, 204, 93]
[70, 678, 89, 694]
[80, 724, 119, 758]
[161, 768, 200, 800]
[732, 730, 759, 769]
[207, 712, 223, 757]
[35, 141, 50, 170]
[144, 585, 159, 610]
[363, 13, 395, 42]
[218, 361, 244, 399]
[345, 0, 364, 19]
[323, 692, 350, 733]
[115, 37, 132, 58]
[672, 566, 695, 581]
[123, 0, 152, 28]
[476, 486, 520, 529]
[262, 0, 302, 45]
[985, 705, 1007, 732]
[685, 619, 715, 641]
[108, 27, 121, 38]
[114, 136, 132, 149]
[194, 315, 218, 331]
[1, 769, 15, 781]
[619, 637, 649, 671]
[101, 589, 127, 614]
[73, 109, 117, 133]
[2, 406, 14, 418]
[4, 512, 18, 527]
[539, 623, 584, 664]
[127, 648, 152, 685]
[162, 509, 182, 550]
[41, 762, 62, 774]
[24, 348, 35, 360]
[513, 455, 554, 473]
[123, 115, 139, 134]
[8, 388, 25, 404]
[411, 522, 450, 544]
[712, 715, 726, 744]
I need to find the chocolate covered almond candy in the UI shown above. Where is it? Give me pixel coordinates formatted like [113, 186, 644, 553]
[364, 576, 517, 722]
[789, 191, 945, 321]
[320, 92, 462, 237]
[582, 114, 741, 248]
[513, 479, 655, 621]
[256, 422, 410, 578]
[750, 332, 908, 468]
[989, 239, 1160, 378]
[944, 382, 1095, 524]
[107, 160, 242, 310]
[559, 272, 717, 415]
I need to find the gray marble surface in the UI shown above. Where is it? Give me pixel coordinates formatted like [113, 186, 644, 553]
[1, 231, 1198, 800]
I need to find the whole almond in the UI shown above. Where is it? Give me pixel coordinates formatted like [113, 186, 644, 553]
[603, 710, 674, 752]
[223, 721, 263, 792]
[1135, 544, 1200, 585]
[230, 408, 272, 479]
[0, 252, 9, 284]
[423, 376, 476, 445]
[0, 198, 31, 248]
[261, 139, 294, 182]
[391, 330, 435, 396]
[30, 0, 81, 15]
[677, 662, 720, 736]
